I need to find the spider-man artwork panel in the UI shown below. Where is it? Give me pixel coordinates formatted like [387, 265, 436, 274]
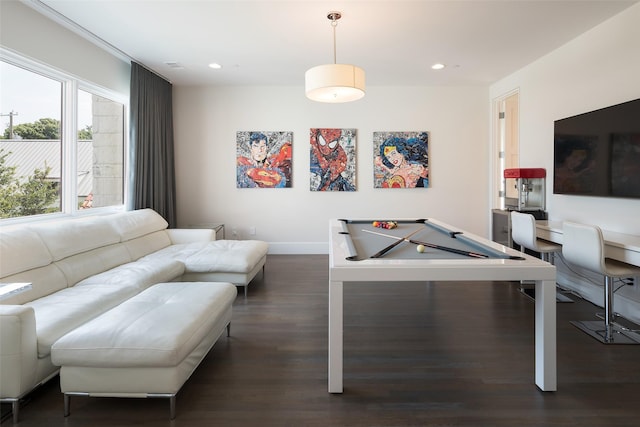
[310, 128, 356, 192]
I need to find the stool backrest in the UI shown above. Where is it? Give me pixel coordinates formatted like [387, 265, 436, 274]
[510, 211, 538, 251]
[561, 221, 605, 274]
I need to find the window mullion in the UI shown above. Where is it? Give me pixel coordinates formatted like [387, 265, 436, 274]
[61, 79, 77, 214]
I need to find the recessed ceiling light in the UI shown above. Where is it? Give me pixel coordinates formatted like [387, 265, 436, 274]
[431, 63, 446, 70]
[208, 63, 222, 69]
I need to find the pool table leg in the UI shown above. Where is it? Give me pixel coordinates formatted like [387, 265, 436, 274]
[535, 279, 557, 391]
[328, 280, 344, 393]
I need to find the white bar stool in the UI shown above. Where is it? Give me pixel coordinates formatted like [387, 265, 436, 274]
[510, 211, 572, 302]
[562, 221, 640, 344]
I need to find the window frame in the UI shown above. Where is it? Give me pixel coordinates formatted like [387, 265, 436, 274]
[1, 48, 129, 225]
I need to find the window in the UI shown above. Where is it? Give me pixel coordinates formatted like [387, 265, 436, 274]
[0, 60, 62, 217]
[0, 50, 127, 221]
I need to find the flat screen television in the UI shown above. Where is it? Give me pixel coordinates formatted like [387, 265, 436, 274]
[553, 98, 640, 199]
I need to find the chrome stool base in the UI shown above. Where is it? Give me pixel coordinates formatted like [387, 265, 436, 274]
[555, 292, 573, 303]
[519, 284, 573, 303]
[571, 320, 640, 344]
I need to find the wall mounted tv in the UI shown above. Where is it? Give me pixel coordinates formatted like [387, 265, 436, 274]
[553, 98, 640, 199]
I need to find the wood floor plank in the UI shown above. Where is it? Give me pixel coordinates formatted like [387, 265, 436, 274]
[3, 254, 640, 426]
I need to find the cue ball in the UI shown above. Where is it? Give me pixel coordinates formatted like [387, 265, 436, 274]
[416, 244, 425, 253]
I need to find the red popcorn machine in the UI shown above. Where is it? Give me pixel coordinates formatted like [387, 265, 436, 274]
[503, 168, 547, 219]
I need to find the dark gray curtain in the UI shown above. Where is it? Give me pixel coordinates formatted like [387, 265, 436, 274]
[129, 61, 177, 227]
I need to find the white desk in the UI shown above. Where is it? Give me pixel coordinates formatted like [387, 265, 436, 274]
[536, 221, 640, 267]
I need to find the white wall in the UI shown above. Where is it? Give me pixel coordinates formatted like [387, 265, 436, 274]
[490, 3, 640, 236]
[0, 1, 130, 95]
[173, 85, 489, 253]
[489, 4, 640, 323]
[9, 0, 638, 255]
[174, 4, 640, 255]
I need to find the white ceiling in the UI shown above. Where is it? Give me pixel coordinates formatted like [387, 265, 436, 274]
[33, 0, 638, 87]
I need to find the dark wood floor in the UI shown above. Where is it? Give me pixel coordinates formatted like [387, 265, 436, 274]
[4, 254, 640, 426]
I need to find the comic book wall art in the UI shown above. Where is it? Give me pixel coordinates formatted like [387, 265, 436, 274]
[373, 131, 429, 188]
[236, 131, 292, 188]
[310, 128, 357, 191]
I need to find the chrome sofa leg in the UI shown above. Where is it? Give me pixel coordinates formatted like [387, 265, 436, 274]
[169, 395, 176, 420]
[64, 393, 71, 417]
[12, 400, 19, 423]
[604, 276, 615, 342]
[149, 393, 177, 419]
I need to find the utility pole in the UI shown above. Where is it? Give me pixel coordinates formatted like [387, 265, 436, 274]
[0, 110, 19, 138]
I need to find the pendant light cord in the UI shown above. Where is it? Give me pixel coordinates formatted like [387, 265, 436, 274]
[330, 14, 339, 64]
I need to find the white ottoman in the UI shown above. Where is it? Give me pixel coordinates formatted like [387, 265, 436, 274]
[51, 281, 237, 419]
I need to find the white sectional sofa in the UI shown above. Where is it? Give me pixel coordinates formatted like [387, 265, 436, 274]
[0, 209, 268, 421]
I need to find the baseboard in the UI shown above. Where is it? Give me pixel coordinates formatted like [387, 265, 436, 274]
[266, 242, 328, 254]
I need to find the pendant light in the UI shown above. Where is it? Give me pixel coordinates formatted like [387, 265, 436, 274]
[305, 11, 366, 103]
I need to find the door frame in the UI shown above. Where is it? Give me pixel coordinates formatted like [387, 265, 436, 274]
[490, 89, 520, 210]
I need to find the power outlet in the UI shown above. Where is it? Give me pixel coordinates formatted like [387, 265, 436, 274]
[249, 226, 256, 235]
[231, 228, 238, 239]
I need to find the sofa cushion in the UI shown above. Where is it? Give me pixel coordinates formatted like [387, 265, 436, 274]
[137, 241, 209, 263]
[30, 216, 120, 261]
[0, 264, 68, 305]
[51, 282, 237, 367]
[75, 259, 185, 290]
[26, 283, 140, 358]
[122, 231, 173, 261]
[110, 208, 168, 242]
[55, 243, 133, 286]
[0, 227, 52, 278]
[185, 240, 269, 273]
